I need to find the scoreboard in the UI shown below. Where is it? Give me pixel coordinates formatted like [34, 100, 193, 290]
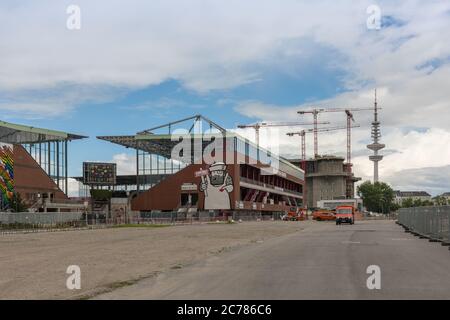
[83, 162, 117, 185]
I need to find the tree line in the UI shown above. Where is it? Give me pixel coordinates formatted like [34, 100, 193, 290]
[357, 181, 447, 214]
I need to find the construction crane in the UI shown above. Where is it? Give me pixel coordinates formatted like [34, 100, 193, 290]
[237, 121, 330, 146]
[287, 125, 361, 161]
[286, 130, 307, 161]
[298, 107, 378, 161]
[297, 109, 324, 159]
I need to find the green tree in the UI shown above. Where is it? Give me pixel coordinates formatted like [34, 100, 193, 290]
[402, 198, 434, 208]
[413, 198, 423, 207]
[390, 202, 401, 212]
[357, 181, 395, 214]
[402, 198, 414, 208]
[432, 196, 448, 206]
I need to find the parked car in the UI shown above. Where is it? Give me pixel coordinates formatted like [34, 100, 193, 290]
[312, 210, 335, 221]
[282, 207, 307, 221]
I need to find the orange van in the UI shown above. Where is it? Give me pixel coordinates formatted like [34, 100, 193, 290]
[335, 205, 355, 225]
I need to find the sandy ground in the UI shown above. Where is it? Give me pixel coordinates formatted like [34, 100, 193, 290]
[0, 221, 305, 299]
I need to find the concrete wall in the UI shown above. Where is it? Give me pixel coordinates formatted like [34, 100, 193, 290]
[307, 176, 346, 208]
[316, 159, 344, 175]
[305, 157, 347, 208]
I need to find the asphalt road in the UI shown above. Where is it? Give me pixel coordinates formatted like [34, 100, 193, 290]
[96, 220, 450, 299]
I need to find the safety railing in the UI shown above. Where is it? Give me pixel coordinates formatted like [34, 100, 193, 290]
[0, 211, 287, 235]
[397, 206, 450, 242]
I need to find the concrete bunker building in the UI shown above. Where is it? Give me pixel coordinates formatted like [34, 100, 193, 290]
[289, 155, 361, 209]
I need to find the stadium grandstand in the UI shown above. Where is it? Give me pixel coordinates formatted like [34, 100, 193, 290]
[97, 115, 305, 217]
[0, 120, 87, 212]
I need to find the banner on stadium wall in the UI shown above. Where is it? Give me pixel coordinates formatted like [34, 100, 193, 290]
[0, 143, 14, 208]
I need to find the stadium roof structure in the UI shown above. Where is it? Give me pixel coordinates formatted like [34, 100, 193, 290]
[97, 114, 305, 176]
[0, 120, 87, 144]
[98, 132, 243, 160]
[98, 115, 230, 159]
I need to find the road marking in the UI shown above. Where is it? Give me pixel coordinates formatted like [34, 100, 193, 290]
[341, 241, 361, 244]
[390, 238, 412, 241]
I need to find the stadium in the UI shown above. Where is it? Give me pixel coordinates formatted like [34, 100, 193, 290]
[0, 120, 86, 213]
[1, 115, 305, 220]
[98, 115, 305, 218]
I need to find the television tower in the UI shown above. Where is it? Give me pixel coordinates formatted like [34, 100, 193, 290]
[367, 89, 385, 182]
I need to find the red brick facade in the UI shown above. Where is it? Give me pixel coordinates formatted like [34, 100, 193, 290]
[132, 159, 304, 213]
[13, 145, 67, 204]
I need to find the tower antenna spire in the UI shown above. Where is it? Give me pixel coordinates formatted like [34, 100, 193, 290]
[367, 88, 385, 182]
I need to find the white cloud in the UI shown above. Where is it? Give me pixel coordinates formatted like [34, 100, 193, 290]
[383, 165, 450, 196]
[0, 84, 129, 119]
[352, 128, 450, 189]
[112, 153, 136, 175]
[2, 0, 449, 116]
[67, 178, 80, 197]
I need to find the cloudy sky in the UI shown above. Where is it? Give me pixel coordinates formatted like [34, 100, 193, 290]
[1, 0, 450, 195]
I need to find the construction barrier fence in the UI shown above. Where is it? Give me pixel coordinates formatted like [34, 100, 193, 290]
[397, 206, 450, 242]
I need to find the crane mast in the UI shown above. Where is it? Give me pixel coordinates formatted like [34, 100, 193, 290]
[237, 121, 329, 147]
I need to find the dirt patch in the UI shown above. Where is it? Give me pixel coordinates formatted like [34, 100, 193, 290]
[0, 221, 306, 299]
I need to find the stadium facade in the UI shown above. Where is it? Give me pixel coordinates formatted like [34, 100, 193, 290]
[0, 120, 86, 211]
[99, 115, 305, 215]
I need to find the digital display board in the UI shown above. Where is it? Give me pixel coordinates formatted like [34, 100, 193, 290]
[83, 162, 117, 185]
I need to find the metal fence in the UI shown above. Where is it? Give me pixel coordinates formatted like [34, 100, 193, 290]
[0, 212, 83, 224]
[0, 211, 286, 234]
[0, 212, 87, 234]
[397, 206, 450, 242]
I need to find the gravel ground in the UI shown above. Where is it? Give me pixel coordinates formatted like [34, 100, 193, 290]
[0, 221, 306, 299]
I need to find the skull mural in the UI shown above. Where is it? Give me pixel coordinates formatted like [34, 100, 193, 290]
[199, 162, 233, 210]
